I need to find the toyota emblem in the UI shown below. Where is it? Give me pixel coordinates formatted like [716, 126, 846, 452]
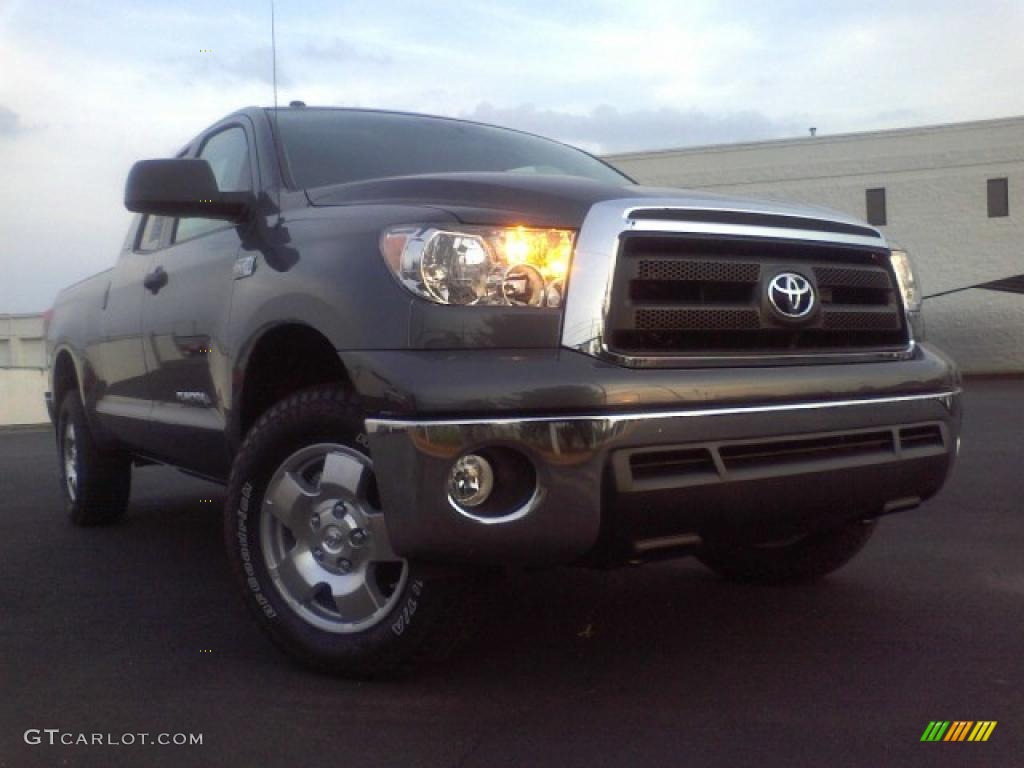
[768, 272, 815, 319]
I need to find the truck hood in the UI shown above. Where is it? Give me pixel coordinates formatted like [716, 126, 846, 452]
[304, 172, 878, 233]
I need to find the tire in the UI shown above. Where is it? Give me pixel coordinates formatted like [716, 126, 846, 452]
[224, 384, 471, 678]
[57, 391, 131, 526]
[697, 520, 876, 584]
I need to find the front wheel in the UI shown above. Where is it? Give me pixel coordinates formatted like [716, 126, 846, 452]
[224, 385, 471, 677]
[697, 520, 877, 584]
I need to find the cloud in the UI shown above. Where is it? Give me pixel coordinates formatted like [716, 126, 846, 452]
[167, 39, 390, 93]
[299, 38, 390, 67]
[0, 105, 22, 137]
[174, 46, 289, 87]
[462, 103, 804, 154]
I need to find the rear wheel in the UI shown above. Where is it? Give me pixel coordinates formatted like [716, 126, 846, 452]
[224, 385, 471, 677]
[57, 391, 131, 526]
[697, 520, 876, 584]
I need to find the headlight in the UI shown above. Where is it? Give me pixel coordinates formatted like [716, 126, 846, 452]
[380, 225, 575, 308]
[890, 248, 925, 339]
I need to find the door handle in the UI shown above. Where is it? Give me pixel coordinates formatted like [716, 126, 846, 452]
[143, 266, 168, 294]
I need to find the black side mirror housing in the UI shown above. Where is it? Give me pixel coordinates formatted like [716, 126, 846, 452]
[124, 158, 251, 220]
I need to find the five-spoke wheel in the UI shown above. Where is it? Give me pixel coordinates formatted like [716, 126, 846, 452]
[224, 385, 471, 677]
[260, 443, 407, 633]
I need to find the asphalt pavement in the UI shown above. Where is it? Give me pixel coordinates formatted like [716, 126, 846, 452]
[1, 379, 1021, 768]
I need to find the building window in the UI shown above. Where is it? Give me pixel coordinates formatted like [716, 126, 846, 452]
[19, 338, 45, 368]
[865, 188, 887, 226]
[987, 178, 1009, 218]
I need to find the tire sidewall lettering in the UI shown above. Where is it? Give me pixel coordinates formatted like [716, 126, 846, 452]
[392, 579, 424, 636]
[235, 479, 277, 619]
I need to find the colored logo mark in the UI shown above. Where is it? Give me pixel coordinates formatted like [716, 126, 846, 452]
[921, 721, 997, 742]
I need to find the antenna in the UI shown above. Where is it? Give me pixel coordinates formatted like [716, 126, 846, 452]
[271, 0, 278, 112]
[270, 0, 282, 223]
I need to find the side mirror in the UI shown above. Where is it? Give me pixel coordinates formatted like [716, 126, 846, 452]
[124, 158, 251, 220]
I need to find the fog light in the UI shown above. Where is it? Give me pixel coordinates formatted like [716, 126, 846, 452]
[448, 454, 494, 508]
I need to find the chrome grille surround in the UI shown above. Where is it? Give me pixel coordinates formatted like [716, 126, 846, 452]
[561, 199, 915, 368]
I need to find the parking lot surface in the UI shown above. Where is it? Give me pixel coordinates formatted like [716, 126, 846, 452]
[1, 379, 1021, 767]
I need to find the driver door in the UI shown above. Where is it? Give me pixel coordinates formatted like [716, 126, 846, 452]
[138, 120, 257, 478]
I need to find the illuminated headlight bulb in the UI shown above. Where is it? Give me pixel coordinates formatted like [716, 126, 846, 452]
[502, 264, 545, 306]
[447, 454, 495, 508]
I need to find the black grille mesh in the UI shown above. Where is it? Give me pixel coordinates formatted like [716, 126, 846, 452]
[636, 308, 761, 331]
[637, 260, 760, 283]
[823, 310, 902, 331]
[814, 266, 892, 290]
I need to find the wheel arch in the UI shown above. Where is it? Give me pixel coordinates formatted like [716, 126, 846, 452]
[52, 346, 82, 409]
[231, 322, 354, 451]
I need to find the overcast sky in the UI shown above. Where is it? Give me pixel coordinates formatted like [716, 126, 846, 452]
[1, 0, 1022, 312]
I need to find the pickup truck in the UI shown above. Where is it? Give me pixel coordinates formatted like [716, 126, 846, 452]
[46, 105, 961, 676]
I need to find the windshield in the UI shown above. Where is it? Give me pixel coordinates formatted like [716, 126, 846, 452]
[270, 108, 632, 189]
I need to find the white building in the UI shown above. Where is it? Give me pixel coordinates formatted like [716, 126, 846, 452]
[0, 313, 49, 426]
[605, 116, 1024, 373]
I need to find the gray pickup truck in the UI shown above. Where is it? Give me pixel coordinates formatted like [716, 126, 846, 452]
[46, 105, 961, 676]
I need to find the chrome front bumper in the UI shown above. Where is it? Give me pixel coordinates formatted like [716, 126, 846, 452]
[366, 390, 961, 567]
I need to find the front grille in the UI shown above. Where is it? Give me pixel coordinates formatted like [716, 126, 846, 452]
[607, 235, 909, 359]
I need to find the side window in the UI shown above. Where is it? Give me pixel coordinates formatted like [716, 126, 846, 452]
[122, 215, 143, 251]
[174, 126, 252, 244]
[136, 215, 169, 252]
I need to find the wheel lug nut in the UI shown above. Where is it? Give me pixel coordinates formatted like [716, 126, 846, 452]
[349, 529, 366, 546]
[333, 502, 347, 518]
[313, 548, 324, 561]
[337, 558, 353, 573]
